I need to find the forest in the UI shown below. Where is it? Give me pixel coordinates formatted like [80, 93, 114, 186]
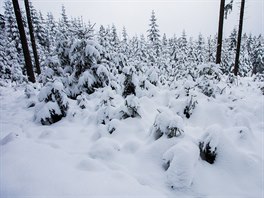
[0, 0, 263, 197]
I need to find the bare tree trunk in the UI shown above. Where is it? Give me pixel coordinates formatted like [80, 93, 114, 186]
[216, 0, 225, 64]
[24, 0, 41, 75]
[234, 0, 245, 76]
[12, 0, 35, 83]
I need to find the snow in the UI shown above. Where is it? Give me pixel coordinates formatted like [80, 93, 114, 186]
[0, 77, 263, 198]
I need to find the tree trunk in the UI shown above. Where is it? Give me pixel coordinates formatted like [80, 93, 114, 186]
[216, 0, 225, 64]
[24, 0, 41, 75]
[234, 0, 245, 76]
[12, 0, 35, 83]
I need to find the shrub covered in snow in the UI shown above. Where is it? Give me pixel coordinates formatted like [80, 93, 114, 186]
[120, 95, 141, 119]
[183, 95, 198, 119]
[147, 66, 159, 86]
[122, 66, 136, 97]
[76, 93, 89, 109]
[34, 80, 69, 125]
[196, 63, 222, 97]
[151, 110, 184, 140]
[199, 125, 221, 164]
[96, 87, 117, 124]
[24, 84, 36, 99]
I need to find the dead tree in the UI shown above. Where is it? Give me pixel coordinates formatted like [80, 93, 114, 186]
[12, 0, 35, 83]
[24, 0, 41, 75]
[234, 0, 245, 76]
[216, 0, 225, 64]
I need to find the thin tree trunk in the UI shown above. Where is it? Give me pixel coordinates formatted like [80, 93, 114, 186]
[234, 0, 245, 76]
[24, 0, 41, 75]
[216, 0, 225, 64]
[12, 0, 35, 83]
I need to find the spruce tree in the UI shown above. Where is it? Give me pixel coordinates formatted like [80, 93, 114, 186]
[252, 37, 264, 75]
[147, 10, 161, 57]
[122, 26, 128, 43]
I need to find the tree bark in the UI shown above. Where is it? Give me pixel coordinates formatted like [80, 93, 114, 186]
[216, 0, 225, 64]
[24, 0, 41, 75]
[12, 0, 35, 83]
[234, 0, 245, 76]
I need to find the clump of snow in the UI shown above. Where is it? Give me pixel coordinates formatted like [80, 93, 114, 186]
[89, 137, 120, 160]
[0, 132, 19, 145]
[163, 141, 200, 189]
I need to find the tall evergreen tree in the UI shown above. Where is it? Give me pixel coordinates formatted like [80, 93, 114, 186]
[122, 26, 128, 43]
[252, 36, 264, 75]
[147, 10, 161, 57]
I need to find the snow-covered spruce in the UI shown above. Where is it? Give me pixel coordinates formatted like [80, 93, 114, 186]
[120, 95, 141, 119]
[96, 87, 117, 125]
[183, 95, 198, 119]
[199, 124, 221, 164]
[34, 80, 69, 125]
[151, 110, 184, 140]
[59, 37, 109, 99]
[122, 66, 136, 97]
[76, 93, 89, 109]
[146, 66, 159, 86]
[24, 84, 38, 108]
[196, 63, 222, 97]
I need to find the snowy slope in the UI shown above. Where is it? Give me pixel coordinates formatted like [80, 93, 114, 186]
[0, 78, 263, 198]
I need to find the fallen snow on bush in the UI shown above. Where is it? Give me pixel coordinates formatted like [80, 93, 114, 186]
[0, 77, 263, 198]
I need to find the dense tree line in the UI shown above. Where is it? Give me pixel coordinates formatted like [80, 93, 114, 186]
[0, 1, 263, 84]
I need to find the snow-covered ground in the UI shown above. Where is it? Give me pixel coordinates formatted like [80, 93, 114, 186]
[1, 77, 263, 198]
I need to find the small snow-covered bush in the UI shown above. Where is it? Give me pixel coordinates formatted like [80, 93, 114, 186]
[183, 95, 198, 119]
[107, 119, 120, 134]
[78, 70, 98, 94]
[151, 110, 184, 140]
[163, 141, 199, 189]
[24, 84, 36, 99]
[197, 63, 222, 81]
[199, 125, 221, 164]
[136, 74, 157, 98]
[24, 84, 38, 108]
[34, 80, 69, 125]
[122, 66, 136, 97]
[120, 95, 141, 119]
[196, 63, 222, 97]
[96, 87, 117, 124]
[147, 66, 159, 86]
[253, 73, 264, 82]
[76, 93, 89, 109]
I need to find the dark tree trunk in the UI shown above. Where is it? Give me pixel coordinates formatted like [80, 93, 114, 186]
[234, 0, 245, 76]
[24, 0, 41, 75]
[12, 0, 35, 83]
[216, 0, 225, 64]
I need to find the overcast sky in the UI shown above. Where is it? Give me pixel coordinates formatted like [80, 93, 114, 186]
[1, 0, 263, 38]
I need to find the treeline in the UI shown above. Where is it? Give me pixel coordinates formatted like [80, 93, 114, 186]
[0, 0, 263, 84]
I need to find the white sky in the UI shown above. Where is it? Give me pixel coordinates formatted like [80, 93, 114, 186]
[1, 0, 263, 38]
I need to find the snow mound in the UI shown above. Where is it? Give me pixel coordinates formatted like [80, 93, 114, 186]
[89, 137, 121, 160]
[163, 141, 200, 189]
